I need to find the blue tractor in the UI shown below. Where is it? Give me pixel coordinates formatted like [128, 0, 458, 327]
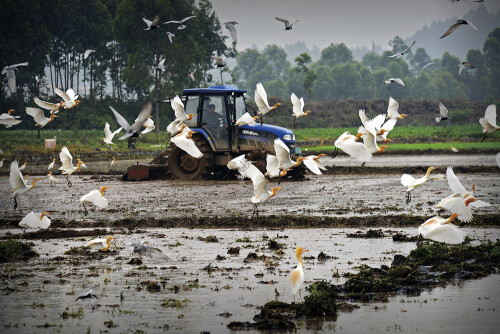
[161, 85, 304, 180]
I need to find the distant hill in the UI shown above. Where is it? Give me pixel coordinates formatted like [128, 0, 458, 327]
[404, 4, 500, 59]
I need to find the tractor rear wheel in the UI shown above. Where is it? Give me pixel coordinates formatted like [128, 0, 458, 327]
[167, 135, 214, 180]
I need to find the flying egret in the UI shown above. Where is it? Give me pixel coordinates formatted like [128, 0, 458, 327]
[334, 131, 373, 163]
[273, 138, 303, 171]
[385, 78, 405, 86]
[127, 241, 170, 259]
[422, 62, 435, 71]
[143, 15, 161, 30]
[436, 193, 478, 223]
[54, 87, 80, 109]
[450, 146, 459, 153]
[18, 162, 27, 171]
[211, 55, 227, 68]
[440, 19, 478, 39]
[110, 102, 152, 140]
[59, 146, 84, 186]
[19, 211, 51, 229]
[166, 32, 175, 43]
[291, 93, 311, 127]
[255, 82, 282, 124]
[34, 97, 63, 114]
[75, 289, 99, 302]
[418, 213, 465, 244]
[111, 156, 116, 167]
[102, 122, 123, 145]
[479, 104, 499, 142]
[386, 97, 407, 119]
[2, 62, 28, 94]
[458, 61, 474, 75]
[85, 236, 115, 252]
[387, 41, 415, 58]
[401, 167, 445, 204]
[446, 167, 491, 208]
[26, 107, 58, 127]
[436, 102, 451, 122]
[170, 130, 203, 158]
[302, 154, 327, 175]
[47, 171, 58, 185]
[156, 58, 166, 72]
[290, 247, 308, 302]
[84, 49, 95, 60]
[140, 117, 155, 134]
[10, 161, 43, 209]
[275, 17, 299, 30]
[224, 21, 238, 43]
[235, 112, 259, 126]
[356, 109, 394, 144]
[227, 154, 253, 171]
[0, 109, 22, 128]
[264, 154, 290, 179]
[166, 120, 188, 136]
[164, 16, 196, 30]
[35, 75, 48, 85]
[80, 186, 110, 216]
[170, 96, 193, 122]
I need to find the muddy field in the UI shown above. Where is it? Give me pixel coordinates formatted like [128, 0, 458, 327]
[1, 154, 499, 333]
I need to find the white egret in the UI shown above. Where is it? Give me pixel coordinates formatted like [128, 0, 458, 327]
[291, 93, 311, 127]
[84, 49, 95, 60]
[386, 97, 407, 119]
[10, 161, 43, 209]
[459, 61, 474, 75]
[401, 167, 445, 204]
[290, 247, 308, 302]
[2, 62, 28, 94]
[156, 58, 166, 72]
[19, 211, 51, 229]
[26, 107, 58, 127]
[241, 163, 282, 218]
[140, 117, 155, 134]
[80, 186, 110, 216]
[436, 193, 478, 223]
[334, 131, 373, 163]
[102, 122, 123, 145]
[59, 146, 85, 186]
[54, 87, 80, 109]
[235, 112, 259, 126]
[19, 162, 27, 171]
[170, 130, 203, 158]
[34, 97, 62, 114]
[479, 104, 499, 142]
[302, 154, 327, 175]
[166, 32, 175, 43]
[418, 213, 465, 244]
[273, 138, 303, 171]
[170, 96, 194, 122]
[436, 102, 451, 122]
[385, 78, 405, 86]
[275, 17, 299, 30]
[224, 21, 238, 43]
[111, 157, 116, 167]
[387, 41, 415, 58]
[47, 171, 58, 185]
[166, 120, 188, 136]
[446, 167, 491, 208]
[440, 19, 478, 39]
[164, 16, 196, 30]
[255, 83, 282, 119]
[143, 15, 160, 30]
[0, 109, 22, 128]
[450, 146, 459, 153]
[227, 154, 253, 171]
[110, 102, 152, 139]
[85, 236, 115, 252]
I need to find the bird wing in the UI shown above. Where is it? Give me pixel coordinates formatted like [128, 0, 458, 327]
[34, 97, 59, 112]
[381, 118, 397, 132]
[400, 174, 415, 188]
[0, 118, 22, 127]
[38, 216, 51, 229]
[54, 87, 70, 102]
[142, 17, 152, 27]
[303, 157, 322, 175]
[241, 165, 268, 202]
[157, 58, 166, 70]
[255, 82, 271, 110]
[265, 154, 280, 174]
[335, 133, 373, 162]
[5, 70, 16, 93]
[130, 102, 153, 133]
[104, 122, 112, 140]
[386, 97, 399, 118]
[26, 107, 46, 124]
[275, 17, 290, 26]
[171, 133, 203, 158]
[227, 154, 249, 170]
[167, 32, 174, 43]
[235, 113, 256, 126]
[484, 104, 497, 127]
[437, 194, 473, 222]
[446, 167, 468, 196]
[171, 96, 186, 120]
[274, 138, 291, 164]
[439, 102, 448, 118]
[225, 22, 237, 43]
[420, 221, 465, 244]
[362, 132, 378, 153]
[358, 109, 369, 127]
[19, 212, 39, 228]
[394, 78, 405, 86]
[422, 62, 434, 70]
[465, 20, 478, 31]
[180, 15, 196, 23]
[440, 22, 462, 39]
[109, 106, 131, 132]
[66, 88, 78, 101]
[291, 93, 302, 117]
[10, 161, 26, 191]
[80, 190, 109, 208]
[59, 146, 73, 171]
[403, 41, 416, 53]
[84, 49, 95, 59]
[370, 114, 386, 131]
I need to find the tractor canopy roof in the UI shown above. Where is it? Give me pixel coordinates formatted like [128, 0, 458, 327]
[183, 85, 247, 95]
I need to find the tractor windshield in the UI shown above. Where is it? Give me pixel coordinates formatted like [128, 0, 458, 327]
[183, 96, 199, 128]
[234, 95, 246, 120]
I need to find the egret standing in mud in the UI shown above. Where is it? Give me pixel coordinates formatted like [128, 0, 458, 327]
[401, 167, 445, 204]
[10, 161, 43, 209]
[85, 236, 115, 252]
[290, 247, 308, 303]
[80, 186, 110, 216]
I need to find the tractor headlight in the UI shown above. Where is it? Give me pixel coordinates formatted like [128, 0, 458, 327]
[283, 134, 293, 141]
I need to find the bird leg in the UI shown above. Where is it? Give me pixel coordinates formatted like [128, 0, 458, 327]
[480, 135, 488, 143]
[13, 197, 18, 210]
[406, 191, 411, 204]
[252, 203, 259, 218]
[37, 128, 41, 138]
[299, 289, 302, 302]
[260, 115, 264, 126]
[330, 147, 338, 159]
[66, 175, 72, 187]
[293, 118, 296, 128]
[360, 162, 366, 167]
[82, 203, 88, 216]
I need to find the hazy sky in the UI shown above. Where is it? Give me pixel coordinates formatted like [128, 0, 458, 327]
[210, 0, 500, 51]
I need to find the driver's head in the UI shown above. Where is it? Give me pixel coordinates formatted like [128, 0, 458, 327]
[209, 104, 215, 113]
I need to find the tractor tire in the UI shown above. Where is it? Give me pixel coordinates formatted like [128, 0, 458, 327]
[167, 135, 214, 180]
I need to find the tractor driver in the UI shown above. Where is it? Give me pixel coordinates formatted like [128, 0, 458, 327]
[206, 103, 224, 128]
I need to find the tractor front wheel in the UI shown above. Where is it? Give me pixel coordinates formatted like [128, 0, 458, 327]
[167, 135, 214, 180]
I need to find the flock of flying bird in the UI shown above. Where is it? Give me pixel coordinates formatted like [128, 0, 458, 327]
[1, 2, 499, 303]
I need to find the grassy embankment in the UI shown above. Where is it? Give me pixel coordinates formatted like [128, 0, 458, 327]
[0, 125, 498, 157]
